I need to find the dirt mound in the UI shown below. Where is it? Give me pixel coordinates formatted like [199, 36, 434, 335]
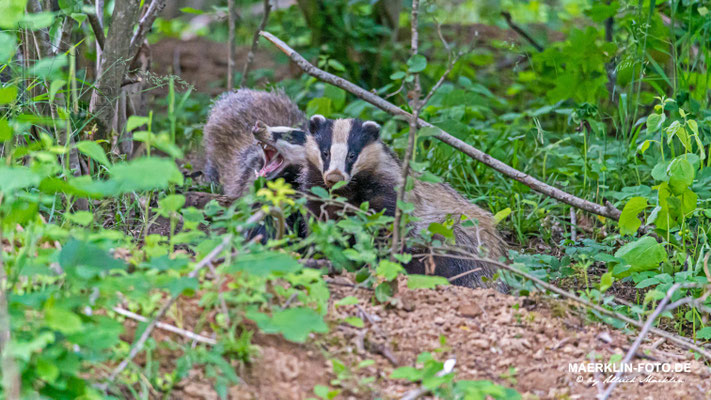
[159, 277, 710, 399]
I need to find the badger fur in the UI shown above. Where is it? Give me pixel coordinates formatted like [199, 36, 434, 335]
[203, 89, 307, 197]
[301, 115, 507, 291]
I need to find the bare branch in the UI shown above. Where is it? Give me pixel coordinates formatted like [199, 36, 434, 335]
[239, 0, 272, 87]
[102, 211, 266, 387]
[129, 0, 166, 57]
[259, 31, 623, 221]
[599, 283, 682, 400]
[112, 307, 217, 345]
[501, 11, 544, 52]
[87, 12, 105, 50]
[439, 250, 711, 361]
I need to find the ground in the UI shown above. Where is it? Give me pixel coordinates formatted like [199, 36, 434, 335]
[133, 275, 711, 400]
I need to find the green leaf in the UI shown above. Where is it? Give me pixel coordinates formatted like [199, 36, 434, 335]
[0, 32, 16, 61]
[599, 272, 614, 292]
[407, 54, 427, 73]
[126, 115, 150, 132]
[109, 157, 183, 193]
[323, 84, 346, 111]
[390, 71, 406, 80]
[29, 55, 67, 79]
[376, 259, 404, 281]
[311, 186, 330, 199]
[696, 327, 711, 340]
[76, 140, 111, 167]
[0, 85, 17, 104]
[613, 236, 667, 276]
[0, 118, 11, 142]
[390, 366, 422, 381]
[0, 0, 26, 29]
[327, 59, 346, 72]
[334, 296, 359, 307]
[407, 274, 450, 289]
[667, 157, 695, 194]
[344, 316, 364, 328]
[65, 211, 93, 226]
[0, 166, 41, 193]
[158, 194, 186, 213]
[58, 239, 126, 278]
[36, 357, 60, 383]
[493, 207, 511, 224]
[45, 306, 83, 334]
[246, 307, 328, 343]
[618, 197, 647, 235]
[306, 97, 332, 117]
[645, 113, 664, 132]
[180, 7, 204, 14]
[229, 251, 301, 277]
[18, 11, 55, 29]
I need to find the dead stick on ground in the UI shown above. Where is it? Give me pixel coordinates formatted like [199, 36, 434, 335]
[102, 210, 266, 388]
[598, 283, 681, 400]
[112, 307, 217, 345]
[259, 31, 622, 221]
[239, 0, 272, 87]
[441, 251, 711, 361]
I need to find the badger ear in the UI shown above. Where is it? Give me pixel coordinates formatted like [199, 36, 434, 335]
[309, 114, 326, 134]
[362, 120, 381, 140]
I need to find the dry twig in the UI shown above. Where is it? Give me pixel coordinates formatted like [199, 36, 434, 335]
[112, 307, 217, 345]
[258, 31, 622, 221]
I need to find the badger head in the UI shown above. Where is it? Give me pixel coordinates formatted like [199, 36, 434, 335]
[305, 115, 382, 188]
[251, 121, 307, 180]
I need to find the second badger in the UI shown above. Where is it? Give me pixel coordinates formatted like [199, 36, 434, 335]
[254, 116, 507, 291]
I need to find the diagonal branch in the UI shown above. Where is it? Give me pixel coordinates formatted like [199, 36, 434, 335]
[87, 12, 105, 50]
[239, 0, 272, 87]
[501, 11, 544, 52]
[259, 31, 623, 221]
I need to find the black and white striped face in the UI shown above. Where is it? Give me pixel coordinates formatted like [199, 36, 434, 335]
[305, 115, 381, 187]
[251, 121, 307, 179]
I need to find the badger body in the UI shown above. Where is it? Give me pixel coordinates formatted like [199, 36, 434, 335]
[301, 115, 507, 291]
[203, 89, 306, 198]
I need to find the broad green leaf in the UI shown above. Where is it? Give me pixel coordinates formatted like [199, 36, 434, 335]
[58, 239, 126, 278]
[613, 236, 667, 276]
[618, 197, 647, 235]
[0, 0, 27, 29]
[344, 316, 364, 328]
[158, 194, 186, 212]
[45, 306, 83, 334]
[645, 113, 664, 133]
[407, 274, 450, 289]
[246, 307, 328, 343]
[376, 260, 404, 281]
[697, 327, 711, 340]
[76, 140, 111, 167]
[327, 59, 345, 72]
[323, 84, 346, 110]
[109, 157, 183, 193]
[0, 32, 16, 61]
[667, 157, 695, 194]
[0, 85, 17, 104]
[0, 166, 41, 192]
[18, 11, 55, 29]
[0, 118, 11, 142]
[335, 296, 359, 307]
[390, 71, 406, 80]
[311, 186, 330, 199]
[65, 211, 93, 226]
[407, 54, 427, 72]
[29, 55, 68, 79]
[229, 251, 301, 277]
[391, 366, 422, 381]
[126, 115, 150, 132]
[306, 97, 332, 117]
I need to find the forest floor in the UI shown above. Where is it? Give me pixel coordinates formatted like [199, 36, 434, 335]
[131, 274, 711, 400]
[129, 35, 711, 399]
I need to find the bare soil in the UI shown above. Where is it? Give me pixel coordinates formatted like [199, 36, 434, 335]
[136, 275, 711, 400]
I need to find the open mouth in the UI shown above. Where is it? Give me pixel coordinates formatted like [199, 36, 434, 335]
[256, 142, 284, 179]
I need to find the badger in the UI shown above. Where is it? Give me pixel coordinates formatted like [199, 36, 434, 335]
[255, 116, 508, 291]
[203, 89, 307, 198]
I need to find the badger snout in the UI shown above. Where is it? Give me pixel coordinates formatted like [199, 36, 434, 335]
[324, 171, 346, 187]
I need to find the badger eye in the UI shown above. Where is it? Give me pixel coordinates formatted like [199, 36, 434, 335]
[347, 152, 356, 161]
[322, 149, 330, 158]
